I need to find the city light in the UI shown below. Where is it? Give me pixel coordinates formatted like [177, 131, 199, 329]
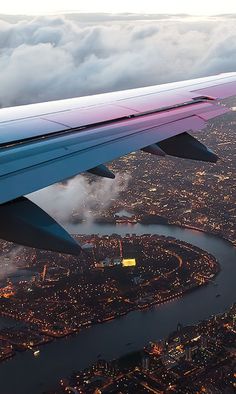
[122, 258, 136, 267]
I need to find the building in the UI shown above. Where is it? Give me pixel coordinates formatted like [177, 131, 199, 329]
[122, 258, 136, 267]
[142, 355, 150, 371]
[185, 346, 193, 361]
[42, 264, 47, 282]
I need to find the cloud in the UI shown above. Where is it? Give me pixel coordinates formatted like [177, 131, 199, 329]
[29, 173, 131, 224]
[0, 14, 236, 107]
[0, 247, 23, 281]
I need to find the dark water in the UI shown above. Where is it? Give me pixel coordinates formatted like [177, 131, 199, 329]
[0, 223, 235, 394]
[0, 317, 22, 329]
[9, 269, 35, 284]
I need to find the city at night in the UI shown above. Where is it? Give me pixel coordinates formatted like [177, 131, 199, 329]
[0, 2, 236, 394]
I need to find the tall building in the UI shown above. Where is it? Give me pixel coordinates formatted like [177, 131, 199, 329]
[142, 355, 150, 371]
[42, 264, 47, 282]
[119, 240, 123, 259]
[92, 244, 97, 266]
[185, 346, 192, 362]
[232, 314, 236, 330]
[177, 322, 183, 332]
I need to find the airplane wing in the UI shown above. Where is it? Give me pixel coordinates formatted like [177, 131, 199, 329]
[0, 72, 236, 254]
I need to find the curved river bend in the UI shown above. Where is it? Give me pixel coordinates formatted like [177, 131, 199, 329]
[0, 223, 235, 394]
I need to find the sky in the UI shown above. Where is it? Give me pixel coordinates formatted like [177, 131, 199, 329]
[1, 13, 236, 108]
[1, 0, 236, 16]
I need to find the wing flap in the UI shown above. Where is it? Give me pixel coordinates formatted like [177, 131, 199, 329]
[191, 80, 236, 99]
[41, 104, 139, 128]
[0, 117, 68, 146]
[197, 106, 229, 120]
[0, 101, 224, 148]
[115, 91, 193, 112]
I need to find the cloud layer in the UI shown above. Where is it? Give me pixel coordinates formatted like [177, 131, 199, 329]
[0, 14, 236, 107]
[29, 173, 131, 223]
[0, 247, 23, 281]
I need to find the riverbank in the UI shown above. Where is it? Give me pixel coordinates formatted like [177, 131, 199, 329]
[0, 273, 218, 343]
[68, 214, 236, 247]
[172, 223, 236, 248]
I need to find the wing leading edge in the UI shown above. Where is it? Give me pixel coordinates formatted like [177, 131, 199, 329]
[0, 72, 235, 254]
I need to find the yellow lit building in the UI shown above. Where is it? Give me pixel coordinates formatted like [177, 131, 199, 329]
[122, 258, 136, 267]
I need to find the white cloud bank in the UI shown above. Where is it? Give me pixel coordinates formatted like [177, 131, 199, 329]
[0, 14, 236, 108]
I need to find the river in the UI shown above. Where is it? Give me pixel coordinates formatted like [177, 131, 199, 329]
[0, 223, 235, 394]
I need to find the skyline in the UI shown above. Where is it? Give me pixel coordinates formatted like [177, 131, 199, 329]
[1, 0, 236, 16]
